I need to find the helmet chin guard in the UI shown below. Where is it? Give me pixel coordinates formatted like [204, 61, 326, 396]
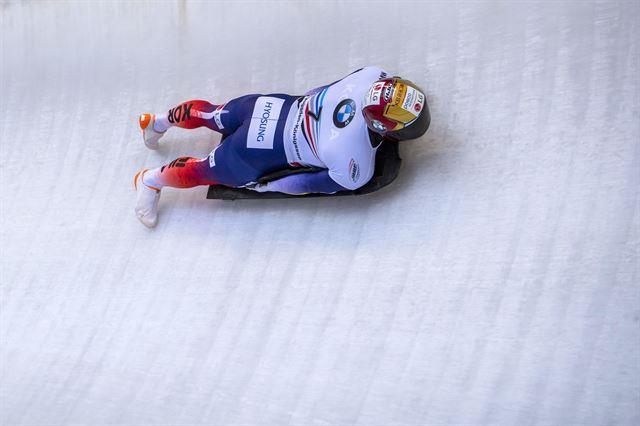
[362, 77, 430, 141]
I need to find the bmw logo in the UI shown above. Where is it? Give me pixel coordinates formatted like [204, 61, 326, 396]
[333, 99, 357, 128]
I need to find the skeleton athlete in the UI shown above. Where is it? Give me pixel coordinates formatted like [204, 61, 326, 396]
[134, 66, 431, 227]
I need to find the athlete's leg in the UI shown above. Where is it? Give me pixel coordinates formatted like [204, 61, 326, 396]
[142, 121, 259, 189]
[140, 95, 259, 150]
[153, 100, 223, 133]
[153, 95, 257, 135]
[133, 156, 220, 228]
[142, 93, 296, 189]
[134, 94, 297, 227]
[142, 156, 223, 188]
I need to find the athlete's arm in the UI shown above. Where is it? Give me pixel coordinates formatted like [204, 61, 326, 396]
[252, 170, 347, 195]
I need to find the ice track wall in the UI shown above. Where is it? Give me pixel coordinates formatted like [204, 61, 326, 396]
[1, 1, 639, 425]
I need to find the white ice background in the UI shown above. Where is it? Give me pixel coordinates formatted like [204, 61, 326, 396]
[1, 1, 639, 425]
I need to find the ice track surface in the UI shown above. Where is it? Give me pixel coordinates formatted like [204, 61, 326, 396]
[1, 1, 639, 425]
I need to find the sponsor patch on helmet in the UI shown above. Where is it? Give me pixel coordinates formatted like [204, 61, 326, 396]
[364, 82, 385, 107]
[401, 87, 424, 118]
[333, 99, 356, 128]
[382, 84, 393, 102]
[384, 83, 424, 124]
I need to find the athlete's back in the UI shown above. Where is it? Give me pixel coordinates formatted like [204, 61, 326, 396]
[283, 66, 388, 190]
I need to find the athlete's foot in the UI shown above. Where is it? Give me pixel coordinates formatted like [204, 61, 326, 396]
[139, 113, 165, 150]
[134, 169, 161, 228]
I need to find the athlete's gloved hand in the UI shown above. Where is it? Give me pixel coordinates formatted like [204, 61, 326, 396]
[247, 171, 346, 195]
[249, 183, 269, 192]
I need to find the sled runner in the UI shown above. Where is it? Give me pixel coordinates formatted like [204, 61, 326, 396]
[206, 140, 402, 200]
